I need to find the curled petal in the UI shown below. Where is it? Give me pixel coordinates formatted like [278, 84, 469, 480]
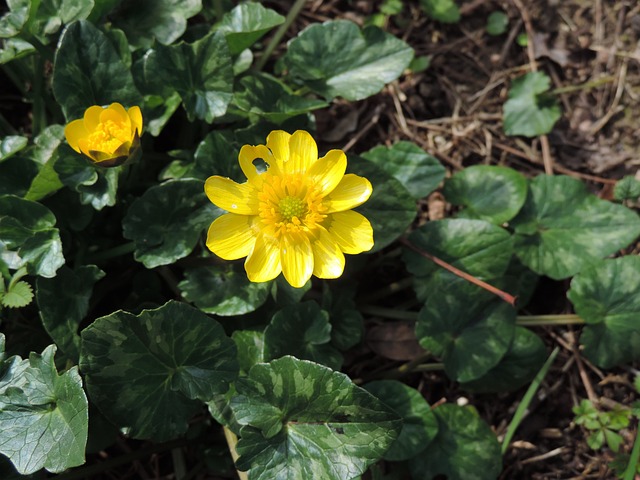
[311, 227, 345, 279]
[287, 130, 318, 174]
[64, 119, 88, 153]
[238, 144, 275, 182]
[308, 149, 347, 196]
[128, 106, 143, 136]
[323, 174, 373, 213]
[266, 130, 291, 169]
[83, 105, 104, 132]
[206, 214, 258, 260]
[280, 232, 314, 288]
[245, 233, 282, 283]
[205, 176, 258, 215]
[101, 103, 130, 127]
[325, 211, 374, 254]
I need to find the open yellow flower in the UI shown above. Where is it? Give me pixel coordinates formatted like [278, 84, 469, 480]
[64, 103, 143, 167]
[205, 130, 374, 288]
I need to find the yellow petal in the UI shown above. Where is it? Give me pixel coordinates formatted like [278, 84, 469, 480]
[311, 227, 345, 279]
[127, 106, 143, 135]
[77, 138, 99, 162]
[266, 130, 291, 169]
[204, 176, 258, 215]
[83, 105, 104, 132]
[64, 119, 88, 153]
[238, 144, 275, 182]
[101, 104, 130, 128]
[107, 102, 128, 120]
[286, 130, 318, 174]
[280, 232, 314, 288]
[206, 213, 257, 260]
[325, 211, 374, 254]
[323, 174, 373, 213]
[245, 233, 282, 283]
[308, 149, 346, 196]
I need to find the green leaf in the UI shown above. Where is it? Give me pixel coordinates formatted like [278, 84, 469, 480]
[322, 284, 364, 351]
[179, 264, 271, 316]
[409, 404, 502, 480]
[459, 326, 547, 392]
[79, 300, 238, 441]
[29, 0, 94, 38]
[0, 344, 88, 475]
[0, 38, 35, 64]
[361, 141, 445, 200]
[0, 136, 28, 162]
[24, 125, 66, 201]
[503, 71, 561, 137]
[54, 144, 98, 190]
[416, 277, 516, 382]
[1, 280, 33, 308]
[348, 155, 416, 253]
[403, 218, 513, 302]
[486, 11, 509, 36]
[52, 20, 142, 120]
[264, 301, 343, 370]
[271, 275, 311, 306]
[111, 0, 201, 48]
[216, 3, 284, 55]
[512, 175, 640, 279]
[231, 356, 402, 480]
[284, 20, 414, 101]
[122, 179, 220, 268]
[232, 330, 265, 374]
[0, 157, 39, 197]
[614, 175, 640, 201]
[364, 380, 438, 461]
[604, 429, 624, 452]
[419, 0, 460, 23]
[0, 0, 32, 38]
[443, 165, 527, 224]
[77, 167, 118, 210]
[587, 430, 605, 450]
[567, 256, 640, 368]
[36, 265, 104, 362]
[190, 130, 243, 181]
[143, 31, 233, 123]
[233, 73, 327, 124]
[143, 92, 182, 137]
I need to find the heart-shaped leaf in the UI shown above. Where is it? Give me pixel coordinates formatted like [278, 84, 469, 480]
[216, 3, 284, 55]
[503, 72, 561, 137]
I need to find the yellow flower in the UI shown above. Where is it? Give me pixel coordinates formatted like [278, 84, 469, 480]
[205, 130, 374, 288]
[64, 103, 143, 167]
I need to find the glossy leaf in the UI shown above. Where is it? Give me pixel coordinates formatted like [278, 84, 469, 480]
[143, 32, 233, 122]
[348, 155, 416, 253]
[284, 20, 414, 101]
[0, 0, 32, 38]
[232, 330, 265, 374]
[0, 342, 88, 475]
[29, 0, 94, 39]
[364, 380, 438, 461]
[409, 404, 502, 480]
[179, 264, 271, 316]
[79, 301, 238, 441]
[123, 179, 220, 268]
[568, 256, 640, 368]
[0, 157, 39, 197]
[216, 3, 284, 55]
[416, 278, 516, 382]
[503, 72, 561, 137]
[362, 141, 445, 200]
[512, 175, 640, 279]
[443, 165, 527, 224]
[0, 136, 28, 162]
[77, 168, 119, 211]
[264, 301, 343, 370]
[36, 265, 105, 362]
[52, 20, 142, 120]
[24, 125, 66, 201]
[419, 0, 460, 23]
[0, 38, 35, 63]
[231, 356, 402, 480]
[614, 175, 640, 201]
[322, 285, 364, 351]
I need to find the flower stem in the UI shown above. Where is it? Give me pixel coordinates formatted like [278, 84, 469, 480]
[224, 426, 248, 480]
[359, 305, 418, 321]
[516, 314, 584, 326]
[86, 242, 136, 263]
[255, 0, 308, 71]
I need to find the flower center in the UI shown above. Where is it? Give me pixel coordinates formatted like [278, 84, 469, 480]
[278, 196, 306, 222]
[86, 120, 130, 153]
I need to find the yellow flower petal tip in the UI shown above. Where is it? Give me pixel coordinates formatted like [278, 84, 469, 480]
[64, 103, 143, 167]
[205, 130, 374, 288]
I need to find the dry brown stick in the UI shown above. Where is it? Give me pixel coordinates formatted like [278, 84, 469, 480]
[588, 59, 628, 135]
[567, 329, 598, 404]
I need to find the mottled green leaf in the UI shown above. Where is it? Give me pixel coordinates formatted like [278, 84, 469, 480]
[348, 155, 416, 252]
[486, 11, 509, 35]
[231, 356, 402, 480]
[0, 38, 35, 64]
[284, 20, 414, 101]
[0, 343, 88, 475]
[362, 141, 445, 200]
[232, 330, 265, 374]
[179, 264, 270, 316]
[52, 20, 142, 120]
[568, 256, 640, 368]
[443, 165, 527, 224]
[54, 144, 98, 190]
[29, 0, 94, 38]
[143, 92, 181, 137]
[77, 167, 118, 210]
[24, 125, 66, 201]
[123, 179, 219, 268]
[0, 0, 32, 38]
[80, 301, 238, 441]
[614, 175, 640, 201]
[144, 31, 233, 123]
[264, 301, 343, 370]
[36, 265, 104, 362]
[503, 72, 561, 137]
[459, 327, 547, 392]
[417, 277, 516, 382]
[364, 380, 438, 461]
[512, 175, 640, 279]
[419, 0, 460, 23]
[0, 136, 28, 162]
[216, 3, 284, 55]
[111, 0, 201, 48]
[409, 404, 502, 480]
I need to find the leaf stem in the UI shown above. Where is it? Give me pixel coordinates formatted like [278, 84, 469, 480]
[551, 75, 615, 95]
[85, 242, 136, 263]
[254, 0, 308, 71]
[223, 426, 248, 480]
[623, 422, 640, 480]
